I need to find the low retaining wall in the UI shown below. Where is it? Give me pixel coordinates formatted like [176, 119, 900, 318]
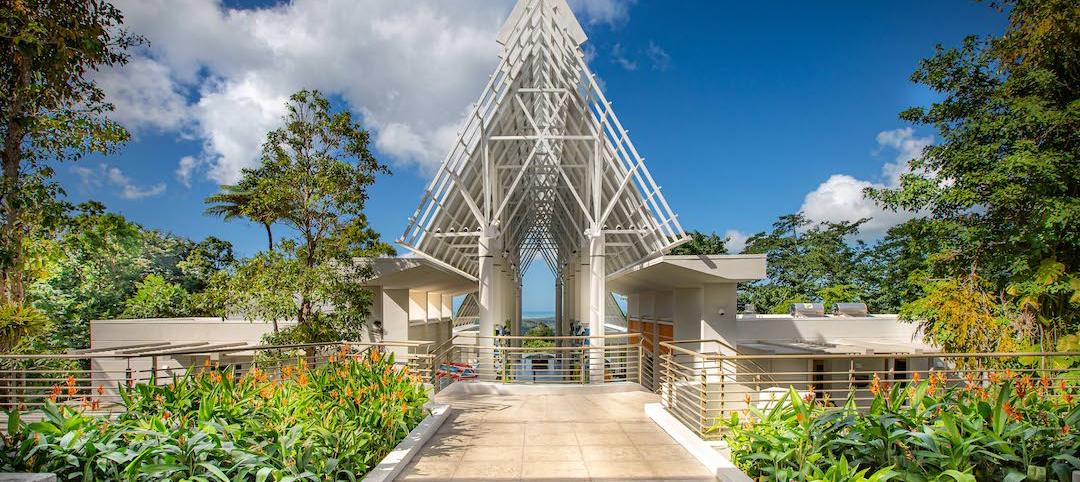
[362, 402, 450, 482]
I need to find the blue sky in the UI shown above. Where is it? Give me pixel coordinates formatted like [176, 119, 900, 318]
[59, 1, 1007, 313]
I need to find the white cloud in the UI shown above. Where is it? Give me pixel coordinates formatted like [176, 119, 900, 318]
[104, 0, 634, 185]
[175, 155, 201, 187]
[875, 127, 932, 185]
[800, 128, 933, 237]
[95, 55, 190, 132]
[611, 43, 638, 71]
[566, 0, 636, 26]
[724, 229, 749, 253]
[646, 41, 670, 71]
[72, 164, 167, 200]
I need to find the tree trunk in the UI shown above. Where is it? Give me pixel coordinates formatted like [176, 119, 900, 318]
[0, 55, 31, 305]
[264, 223, 273, 251]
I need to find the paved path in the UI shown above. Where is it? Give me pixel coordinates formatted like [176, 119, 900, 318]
[397, 383, 714, 481]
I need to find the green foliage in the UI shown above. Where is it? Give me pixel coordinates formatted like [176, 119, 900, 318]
[0, 303, 48, 352]
[741, 214, 875, 313]
[27, 202, 234, 350]
[1, 0, 141, 304]
[523, 323, 555, 348]
[866, 0, 1080, 349]
[0, 347, 429, 480]
[121, 275, 191, 319]
[722, 376, 1080, 481]
[902, 276, 1022, 354]
[669, 230, 729, 255]
[206, 90, 394, 343]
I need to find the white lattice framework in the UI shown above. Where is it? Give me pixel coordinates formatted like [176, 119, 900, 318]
[398, 0, 686, 364]
[399, 0, 685, 281]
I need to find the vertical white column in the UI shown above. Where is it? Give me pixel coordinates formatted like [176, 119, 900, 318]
[479, 232, 494, 343]
[588, 233, 606, 380]
[477, 231, 496, 379]
[554, 278, 564, 337]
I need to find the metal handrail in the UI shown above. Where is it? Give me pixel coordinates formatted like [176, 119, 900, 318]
[655, 340, 1080, 440]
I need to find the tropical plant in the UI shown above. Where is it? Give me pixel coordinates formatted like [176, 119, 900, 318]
[0, 346, 429, 480]
[0, 303, 48, 352]
[722, 374, 1080, 481]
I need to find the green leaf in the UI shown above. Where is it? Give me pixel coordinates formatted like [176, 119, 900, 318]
[198, 462, 230, 482]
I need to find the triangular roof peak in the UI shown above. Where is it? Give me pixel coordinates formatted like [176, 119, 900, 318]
[400, 0, 686, 281]
[497, 0, 587, 47]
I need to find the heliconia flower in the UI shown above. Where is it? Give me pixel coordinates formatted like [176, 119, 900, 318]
[869, 374, 882, 396]
[66, 375, 76, 387]
[67, 386, 77, 397]
[97, 385, 105, 396]
[911, 372, 921, 383]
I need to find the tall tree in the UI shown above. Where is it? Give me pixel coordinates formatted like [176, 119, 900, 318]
[867, 0, 1080, 350]
[210, 90, 394, 341]
[1, 0, 140, 303]
[741, 214, 871, 313]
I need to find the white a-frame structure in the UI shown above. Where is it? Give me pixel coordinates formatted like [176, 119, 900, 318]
[399, 0, 687, 356]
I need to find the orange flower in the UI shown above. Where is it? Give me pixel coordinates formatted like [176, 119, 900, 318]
[90, 399, 100, 410]
[162, 411, 171, 420]
[331, 390, 339, 399]
[260, 387, 273, 399]
[870, 374, 882, 396]
[1003, 402, 1022, 422]
[225, 372, 234, 382]
[96, 385, 105, 396]
[911, 372, 921, 383]
[297, 373, 308, 386]
[66, 375, 76, 387]
[67, 386, 77, 397]
[1063, 425, 1071, 435]
[795, 412, 804, 422]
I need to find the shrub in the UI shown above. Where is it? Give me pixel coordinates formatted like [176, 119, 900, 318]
[0, 346, 429, 481]
[722, 373, 1080, 481]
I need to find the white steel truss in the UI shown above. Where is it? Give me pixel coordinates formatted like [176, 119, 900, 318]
[398, 0, 686, 372]
[399, 0, 686, 281]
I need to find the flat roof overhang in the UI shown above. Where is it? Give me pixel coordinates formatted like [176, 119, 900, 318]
[606, 254, 767, 294]
[361, 257, 477, 295]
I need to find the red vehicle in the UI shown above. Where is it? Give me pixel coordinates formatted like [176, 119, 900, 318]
[435, 362, 478, 381]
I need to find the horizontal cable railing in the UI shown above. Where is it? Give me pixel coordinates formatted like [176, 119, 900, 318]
[0, 340, 433, 419]
[431, 333, 643, 391]
[658, 340, 1080, 440]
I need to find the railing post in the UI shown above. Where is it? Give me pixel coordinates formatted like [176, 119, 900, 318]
[718, 356, 726, 420]
[581, 346, 587, 384]
[501, 349, 508, 383]
[151, 356, 159, 384]
[665, 353, 674, 409]
[637, 343, 643, 387]
[848, 358, 856, 394]
[699, 365, 708, 437]
[125, 358, 134, 389]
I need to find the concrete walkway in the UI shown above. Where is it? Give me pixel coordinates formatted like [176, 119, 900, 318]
[397, 383, 714, 481]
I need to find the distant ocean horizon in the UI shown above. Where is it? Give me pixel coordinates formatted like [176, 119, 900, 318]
[521, 310, 555, 320]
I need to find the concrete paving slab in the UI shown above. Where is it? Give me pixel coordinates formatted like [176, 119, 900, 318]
[396, 383, 714, 481]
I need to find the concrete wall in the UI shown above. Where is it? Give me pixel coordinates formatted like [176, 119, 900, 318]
[89, 318, 287, 398]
